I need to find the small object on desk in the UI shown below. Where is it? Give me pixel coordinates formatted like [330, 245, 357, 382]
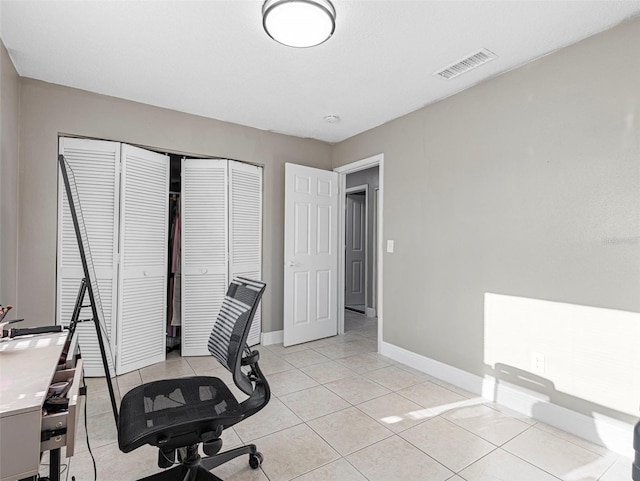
[0, 304, 13, 322]
[0, 305, 15, 338]
[48, 381, 70, 395]
[44, 395, 69, 414]
[6, 325, 63, 338]
[0, 319, 24, 338]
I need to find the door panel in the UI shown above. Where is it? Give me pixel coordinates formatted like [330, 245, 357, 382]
[284, 163, 338, 346]
[228, 160, 263, 346]
[294, 271, 309, 324]
[316, 269, 331, 321]
[116, 144, 169, 374]
[57, 137, 120, 376]
[181, 158, 228, 356]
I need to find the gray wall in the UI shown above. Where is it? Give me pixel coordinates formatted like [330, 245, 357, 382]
[0, 40, 19, 311]
[17, 78, 331, 331]
[333, 17, 640, 419]
[346, 166, 379, 311]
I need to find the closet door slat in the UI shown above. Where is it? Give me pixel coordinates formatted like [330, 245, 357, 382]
[229, 160, 263, 346]
[57, 137, 120, 377]
[116, 144, 169, 374]
[181, 158, 228, 356]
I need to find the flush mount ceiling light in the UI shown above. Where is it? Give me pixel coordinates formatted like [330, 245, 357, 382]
[263, 0, 336, 48]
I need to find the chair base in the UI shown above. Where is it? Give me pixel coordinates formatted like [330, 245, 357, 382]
[138, 464, 222, 481]
[136, 444, 262, 481]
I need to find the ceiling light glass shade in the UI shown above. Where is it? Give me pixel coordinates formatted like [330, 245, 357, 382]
[263, 0, 336, 48]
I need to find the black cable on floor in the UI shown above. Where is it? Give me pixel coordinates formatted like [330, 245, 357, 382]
[81, 376, 97, 481]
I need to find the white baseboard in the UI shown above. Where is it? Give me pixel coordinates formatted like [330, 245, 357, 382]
[261, 330, 283, 346]
[381, 341, 484, 393]
[365, 307, 377, 318]
[380, 341, 635, 457]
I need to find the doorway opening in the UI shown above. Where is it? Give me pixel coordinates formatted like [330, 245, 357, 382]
[335, 154, 383, 350]
[345, 186, 368, 314]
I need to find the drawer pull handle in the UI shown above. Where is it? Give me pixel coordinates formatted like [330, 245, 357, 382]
[41, 427, 67, 442]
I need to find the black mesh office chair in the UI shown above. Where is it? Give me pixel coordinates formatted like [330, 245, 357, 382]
[118, 278, 269, 481]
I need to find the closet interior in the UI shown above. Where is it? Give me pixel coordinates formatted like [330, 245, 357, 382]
[57, 137, 263, 376]
[166, 154, 181, 352]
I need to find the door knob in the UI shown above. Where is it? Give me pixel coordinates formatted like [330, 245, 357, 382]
[286, 261, 300, 267]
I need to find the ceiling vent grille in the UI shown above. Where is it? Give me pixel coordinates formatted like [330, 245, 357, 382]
[434, 48, 497, 80]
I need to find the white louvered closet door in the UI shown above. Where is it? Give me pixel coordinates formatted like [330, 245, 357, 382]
[181, 159, 228, 356]
[229, 160, 263, 346]
[116, 145, 169, 374]
[57, 137, 120, 376]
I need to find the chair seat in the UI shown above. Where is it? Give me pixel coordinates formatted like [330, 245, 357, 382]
[118, 376, 243, 453]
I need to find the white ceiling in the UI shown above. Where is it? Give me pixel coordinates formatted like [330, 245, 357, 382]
[2, 1, 640, 144]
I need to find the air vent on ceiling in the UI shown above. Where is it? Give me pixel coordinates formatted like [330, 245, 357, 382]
[434, 48, 497, 80]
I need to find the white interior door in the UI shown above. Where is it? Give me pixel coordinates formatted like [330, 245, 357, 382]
[116, 144, 169, 374]
[57, 137, 120, 376]
[181, 158, 228, 356]
[229, 160, 263, 346]
[284, 163, 339, 346]
[345, 191, 366, 308]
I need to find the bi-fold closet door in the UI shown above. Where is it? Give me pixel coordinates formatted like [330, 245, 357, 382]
[58, 137, 169, 376]
[57, 137, 121, 377]
[58, 138, 264, 371]
[116, 144, 170, 373]
[181, 158, 263, 356]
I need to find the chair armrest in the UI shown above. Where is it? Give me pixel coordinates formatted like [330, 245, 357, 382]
[241, 350, 260, 366]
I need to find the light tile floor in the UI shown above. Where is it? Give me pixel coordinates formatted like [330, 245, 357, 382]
[56, 311, 632, 481]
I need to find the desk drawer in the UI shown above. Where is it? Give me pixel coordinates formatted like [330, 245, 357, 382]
[41, 358, 84, 456]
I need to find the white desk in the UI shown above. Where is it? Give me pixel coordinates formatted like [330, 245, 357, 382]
[0, 332, 82, 481]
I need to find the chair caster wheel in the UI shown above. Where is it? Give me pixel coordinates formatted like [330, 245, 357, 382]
[249, 452, 263, 469]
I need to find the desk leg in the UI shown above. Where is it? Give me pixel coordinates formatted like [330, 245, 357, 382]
[49, 448, 61, 481]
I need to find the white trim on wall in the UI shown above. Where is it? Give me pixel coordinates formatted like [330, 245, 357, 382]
[371, 186, 379, 318]
[381, 341, 635, 457]
[261, 330, 284, 345]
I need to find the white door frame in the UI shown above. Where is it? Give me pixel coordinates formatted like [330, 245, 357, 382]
[335, 153, 383, 351]
[345, 184, 368, 312]
[372, 187, 379, 317]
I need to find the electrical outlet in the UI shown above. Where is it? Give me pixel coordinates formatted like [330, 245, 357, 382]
[531, 352, 545, 374]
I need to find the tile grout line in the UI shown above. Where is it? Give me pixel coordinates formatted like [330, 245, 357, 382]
[498, 423, 565, 481]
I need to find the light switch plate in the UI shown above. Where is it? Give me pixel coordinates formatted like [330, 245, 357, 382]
[386, 240, 394, 253]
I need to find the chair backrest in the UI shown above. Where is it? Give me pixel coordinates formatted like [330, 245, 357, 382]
[207, 277, 266, 394]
